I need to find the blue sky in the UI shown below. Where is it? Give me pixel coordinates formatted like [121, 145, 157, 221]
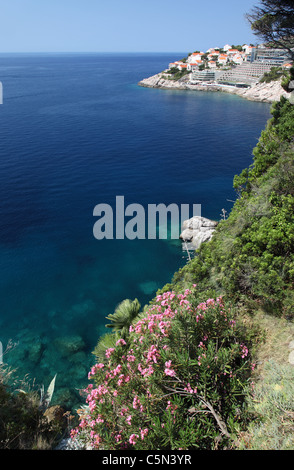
[0, 0, 259, 53]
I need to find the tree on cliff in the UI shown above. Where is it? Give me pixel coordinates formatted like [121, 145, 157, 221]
[246, 0, 294, 59]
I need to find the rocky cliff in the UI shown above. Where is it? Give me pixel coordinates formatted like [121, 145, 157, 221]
[138, 72, 291, 103]
[138, 71, 220, 92]
[233, 79, 291, 103]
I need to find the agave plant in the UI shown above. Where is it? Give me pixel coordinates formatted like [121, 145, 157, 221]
[39, 374, 57, 411]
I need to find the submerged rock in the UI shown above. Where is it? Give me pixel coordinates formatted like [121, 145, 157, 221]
[54, 335, 86, 357]
[28, 339, 44, 364]
[139, 281, 160, 295]
[180, 216, 218, 250]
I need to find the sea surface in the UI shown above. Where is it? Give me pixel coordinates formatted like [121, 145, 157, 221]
[0, 53, 271, 408]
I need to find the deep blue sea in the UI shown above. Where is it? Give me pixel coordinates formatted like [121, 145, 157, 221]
[0, 53, 271, 408]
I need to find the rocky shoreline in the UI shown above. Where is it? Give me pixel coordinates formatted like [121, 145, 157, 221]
[138, 72, 291, 103]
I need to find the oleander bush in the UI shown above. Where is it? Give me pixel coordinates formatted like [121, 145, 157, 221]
[71, 288, 256, 450]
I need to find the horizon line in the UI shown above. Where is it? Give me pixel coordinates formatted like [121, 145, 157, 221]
[0, 45, 259, 55]
[0, 50, 191, 54]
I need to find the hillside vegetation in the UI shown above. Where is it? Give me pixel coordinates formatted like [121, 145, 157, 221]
[160, 96, 294, 318]
[70, 95, 294, 450]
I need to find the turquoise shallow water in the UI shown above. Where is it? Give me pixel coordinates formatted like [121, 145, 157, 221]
[0, 53, 271, 408]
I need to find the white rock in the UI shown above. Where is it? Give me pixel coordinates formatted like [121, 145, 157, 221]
[180, 216, 217, 250]
[179, 228, 194, 242]
[182, 216, 218, 231]
[288, 350, 294, 365]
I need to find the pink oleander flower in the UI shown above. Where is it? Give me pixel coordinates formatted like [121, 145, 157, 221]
[140, 428, 149, 440]
[88, 362, 104, 378]
[127, 351, 136, 362]
[79, 418, 88, 429]
[166, 400, 177, 414]
[164, 361, 176, 377]
[240, 343, 249, 358]
[129, 434, 139, 445]
[197, 302, 207, 311]
[184, 383, 197, 394]
[105, 347, 115, 358]
[117, 374, 125, 386]
[92, 434, 102, 448]
[115, 433, 122, 442]
[146, 344, 159, 363]
[139, 364, 154, 377]
[112, 364, 122, 376]
[96, 414, 104, 423]
[165, 368, 176, 376]
[116, 338, 127, 346]
[70, 428, 79, 439]
[132, 395, 141, 410]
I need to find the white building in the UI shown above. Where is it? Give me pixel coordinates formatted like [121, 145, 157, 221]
[190, 61, 203, 71]
[227, 49, 241, 56]
[177, 63, 189, 71]
[218, 54, 229, 65]
[242, 44, 252, 55]
[208, 51, 220, 60]
[223, 44, 232, 52]
[191, 70, 216, 82]
[231, 54, 244, 65]
[187, 52, 204, 63]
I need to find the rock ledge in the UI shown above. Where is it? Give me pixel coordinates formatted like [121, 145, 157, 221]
[180, 216, 218, 250]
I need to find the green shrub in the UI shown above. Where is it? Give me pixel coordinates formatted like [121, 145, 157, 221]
[259, 67, 285, 84]
[72, 288, 255, 450]
[0, 367, 67, 449]
[155, 96, 294, 318]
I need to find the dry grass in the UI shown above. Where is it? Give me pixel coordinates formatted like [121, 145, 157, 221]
[252, 311, 294, 374]
[236, 310, 294, 450]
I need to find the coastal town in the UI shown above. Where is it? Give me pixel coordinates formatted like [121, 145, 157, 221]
[139, 43, 294, 102]
[168, 43, 292, 84]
